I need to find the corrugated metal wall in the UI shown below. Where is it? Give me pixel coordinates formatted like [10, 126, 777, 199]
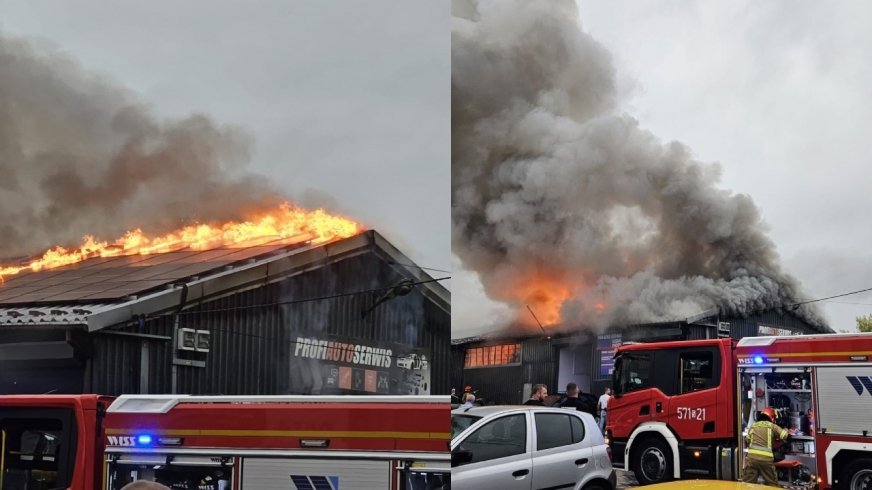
[521, 337, 556, 388]
[719, 310, 819, 338]
[462, 366, 525, 404]
[88, 252, 450, 396]
[451, 337, 557, 405]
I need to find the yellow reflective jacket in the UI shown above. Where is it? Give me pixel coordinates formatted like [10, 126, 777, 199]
[745, 420, 789, 459]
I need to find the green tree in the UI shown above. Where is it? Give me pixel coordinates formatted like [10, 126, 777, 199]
[857, 314, 872, 333]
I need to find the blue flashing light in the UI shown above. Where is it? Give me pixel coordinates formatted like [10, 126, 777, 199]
[753, 355, 764, 365]
[136, 434, 154, 446]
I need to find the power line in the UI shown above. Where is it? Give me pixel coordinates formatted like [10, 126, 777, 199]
[824, 300, 872, 307]
[526, 305, 550, 338]
[387, 261, 452, 274]
[791, 286, 872, 308]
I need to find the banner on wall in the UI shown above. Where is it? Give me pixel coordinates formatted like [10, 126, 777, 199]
[758, 325, 792, 336]
[596, 334, 622, 378]
[291, 335, 431, 395]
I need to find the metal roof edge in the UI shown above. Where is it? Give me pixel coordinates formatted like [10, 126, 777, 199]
[86, 231, 447, 332]
[86, 234, 371, 332]
[370, 231, 450, 314]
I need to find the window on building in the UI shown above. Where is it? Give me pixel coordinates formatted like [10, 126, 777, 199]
[463, 343, 521, 368]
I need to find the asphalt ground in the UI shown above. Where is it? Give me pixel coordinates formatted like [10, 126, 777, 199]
[616, 469, 640, 489]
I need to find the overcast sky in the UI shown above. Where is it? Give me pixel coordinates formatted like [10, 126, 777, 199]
[453, 1, 872, 337]
[0, 1, 449, 273]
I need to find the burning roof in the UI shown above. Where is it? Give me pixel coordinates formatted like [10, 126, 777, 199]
[0, 230, 449, 332]
[0, 204, 360, 281]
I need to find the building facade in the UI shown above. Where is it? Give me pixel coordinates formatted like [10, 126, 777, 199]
[0, 231, 450, 396]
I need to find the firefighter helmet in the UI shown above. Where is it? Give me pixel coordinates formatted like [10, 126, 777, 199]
[761, 406, 776, 421]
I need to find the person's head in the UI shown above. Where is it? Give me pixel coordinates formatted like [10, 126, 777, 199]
[464, 393, 475, 403]
[759, 407, 776, 422]
[604, 387, 612, 395]
[120, 482, 171, 490]
[531, 384, 548, 400]
[565, 382, 579, 397]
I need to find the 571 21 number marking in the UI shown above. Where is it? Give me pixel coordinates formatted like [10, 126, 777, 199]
[676, 407, 706, 420]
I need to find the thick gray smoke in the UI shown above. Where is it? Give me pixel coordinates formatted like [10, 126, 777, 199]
[451, 0, 825, 331]
[0, 35, 284, 259]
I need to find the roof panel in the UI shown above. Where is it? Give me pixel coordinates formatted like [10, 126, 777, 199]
[147, 263, 234, 281]
[0, 240, 310, 305]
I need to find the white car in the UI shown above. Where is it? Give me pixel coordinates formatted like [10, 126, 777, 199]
[397, 353, 429, 371]
[397, 355, 414, 369]
[451, 406, 616, 490]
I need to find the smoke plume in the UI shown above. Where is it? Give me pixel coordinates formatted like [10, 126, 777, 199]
[0, 35, 284, 259]
[451, 0, 824, 331]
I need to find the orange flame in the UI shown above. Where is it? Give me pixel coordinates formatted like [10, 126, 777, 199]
[498, 273, 578, 329]
[0, 203, 362, 281]
[489, 270, 613, 332]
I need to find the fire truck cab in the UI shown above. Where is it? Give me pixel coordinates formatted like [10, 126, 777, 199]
[1, 394, 450, 490]
[607, 338, 736, 485]
[607, 333, 872, 489]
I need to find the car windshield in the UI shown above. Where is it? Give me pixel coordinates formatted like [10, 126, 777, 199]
[451, 414, 482, 439]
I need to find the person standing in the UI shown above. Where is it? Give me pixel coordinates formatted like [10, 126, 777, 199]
[741, 407, 791, 486]
[560, 382, 582, 406]
[597, 387, 612, 434]
[523, 384, 547, 405]
[559, 382, 596, 416]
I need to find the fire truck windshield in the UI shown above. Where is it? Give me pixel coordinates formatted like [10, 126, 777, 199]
[613, 353, 653, 396]
[0, 407, 76, 490]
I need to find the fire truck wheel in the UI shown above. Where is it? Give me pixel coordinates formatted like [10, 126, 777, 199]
[841, 458, 872, 490]
[632, 437, 673, 486]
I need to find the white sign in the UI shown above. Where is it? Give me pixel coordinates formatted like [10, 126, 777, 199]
[758, 325, 792, 336]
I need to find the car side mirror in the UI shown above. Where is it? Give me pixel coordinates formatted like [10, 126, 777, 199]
[451, 449, 474, 467]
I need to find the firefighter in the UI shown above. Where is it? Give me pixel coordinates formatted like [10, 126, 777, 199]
[741, 406, 791, 487]
[120, 482, 171, 490]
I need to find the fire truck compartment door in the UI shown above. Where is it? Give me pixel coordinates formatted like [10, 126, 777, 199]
[816, 366, 872, 436]
[242, 457, 390, 490]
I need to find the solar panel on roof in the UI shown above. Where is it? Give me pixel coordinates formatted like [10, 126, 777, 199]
[0, 238, 311, 305]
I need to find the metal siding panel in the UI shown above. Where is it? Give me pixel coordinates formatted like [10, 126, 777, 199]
[523, 338, 557, 387]
[685, 324, 709, 340]
[242, 457, 390, 490]
[90, 333, 140, 395]
[462, 366, 526, 404]
[815, 366, 872, 436]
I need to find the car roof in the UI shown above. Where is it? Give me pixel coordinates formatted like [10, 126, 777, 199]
[451, 405, 592, 417]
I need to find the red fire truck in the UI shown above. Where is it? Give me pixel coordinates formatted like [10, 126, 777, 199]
[0, 394, 450, 490]
[606, 333, 872, 489]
